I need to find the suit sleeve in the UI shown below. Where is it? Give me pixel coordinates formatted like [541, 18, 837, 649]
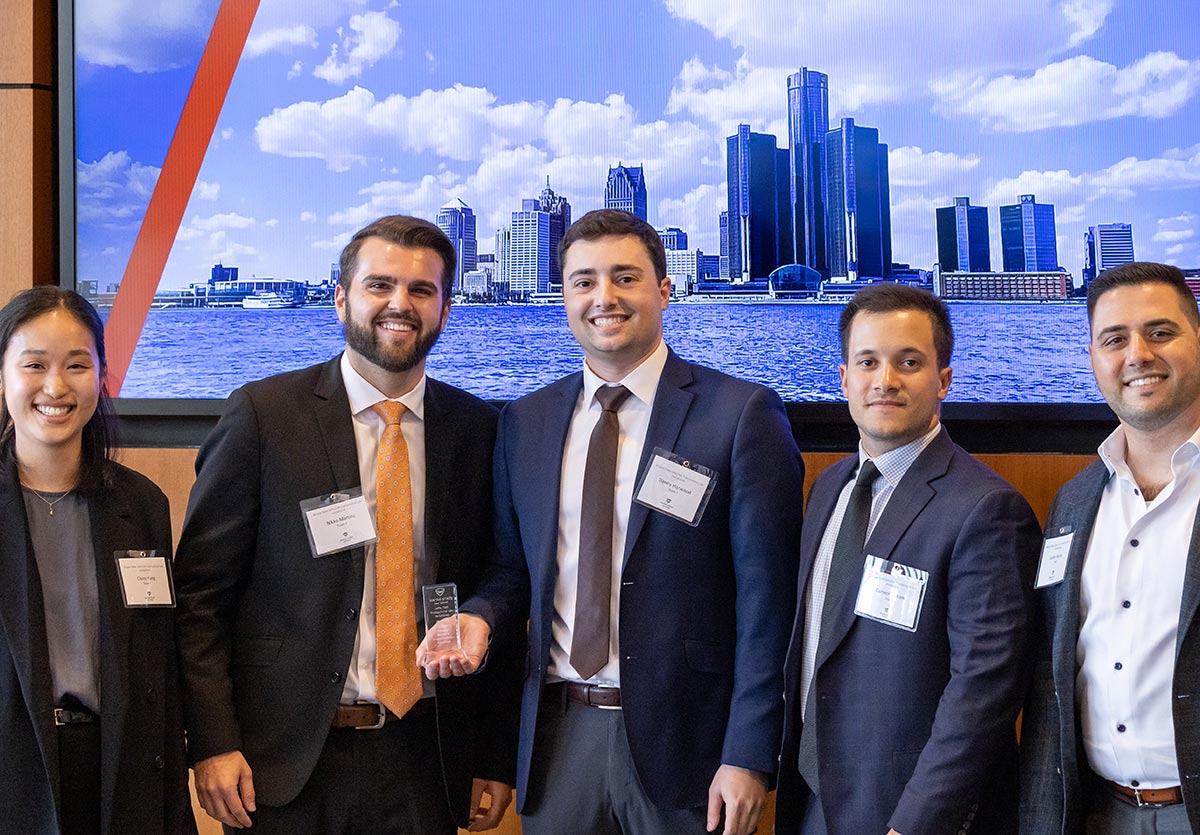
[888, 486, 1041, 835]
[173, 386, 263, 763]
[721, 386, 805, 775]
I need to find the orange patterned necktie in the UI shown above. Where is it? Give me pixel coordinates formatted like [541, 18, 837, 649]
[371, 400, 422, 717]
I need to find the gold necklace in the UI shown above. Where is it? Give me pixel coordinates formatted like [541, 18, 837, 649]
[26, 488, 71, 516]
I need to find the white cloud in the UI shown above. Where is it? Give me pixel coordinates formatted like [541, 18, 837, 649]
[313, 231, 354, 251]
[101, 246, 118, 256]
[1153, 212, 1198, 244]
[657, 183, 726, 253]
[264, 218, 280, 227]
[1155, 229, 1196, 243]
[288, 61, 304, 80]
[221, 128, 235, 141]
[191, 212, 256, 231]
[934, 51, 1200, 132]
[195, 181, 220, 200]
[76, 0, 218, 72]
[887, 147, 981, 188]
[76, 151, 161, 227]
[300, 211, 317, 223]
[314, 11, 401, 84]
[245, 24, 318, 58]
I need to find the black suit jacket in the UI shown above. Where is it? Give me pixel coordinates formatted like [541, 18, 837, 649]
[173, 357, 519, 828]
[468, 350, 805, 811]
[1020, 460, 1200, 833]
[0, 456, 196, 835]
[777, 429, 1041, 835]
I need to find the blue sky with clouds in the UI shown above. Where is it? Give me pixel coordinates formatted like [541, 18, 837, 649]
[75, 0, 1200, 291]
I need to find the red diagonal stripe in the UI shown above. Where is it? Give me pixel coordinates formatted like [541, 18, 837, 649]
[105, 0, 261, 395]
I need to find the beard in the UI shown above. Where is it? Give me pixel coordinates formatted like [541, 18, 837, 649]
[342, 302, 443, 374]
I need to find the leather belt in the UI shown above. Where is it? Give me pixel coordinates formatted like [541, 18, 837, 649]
[1107, 780, 1184, 807]
[54, 707, 98, 726]
[332, 703, 391, 730]
[563, 682, 621, 708]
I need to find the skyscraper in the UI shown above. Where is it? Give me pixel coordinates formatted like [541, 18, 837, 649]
[1000, 194, 1058, 272]
[507, 179, 571, 296]
[435, 198, 477, 291]
[726, 124, 791, 282]
[825, 118, 892, 280]
[538, 178, 571, 289]
[787, 67, 829, 273]
[604, 163, 647, 221]
[494, 225, 510, 290]
[1084, 222, 1135, 283]
[936, 197, 990, 272]
[659, 227, 688, 251]
[719, 211, 730, 279]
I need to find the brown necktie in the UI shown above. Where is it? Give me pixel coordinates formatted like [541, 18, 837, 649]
[372, 401, 422, 717]
[571, 385, 634, 679]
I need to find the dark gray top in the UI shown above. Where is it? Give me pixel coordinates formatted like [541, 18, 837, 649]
[23, 488, 100, 713]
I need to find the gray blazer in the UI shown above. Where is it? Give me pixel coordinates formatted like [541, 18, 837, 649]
[1020, 459, 1200, 833]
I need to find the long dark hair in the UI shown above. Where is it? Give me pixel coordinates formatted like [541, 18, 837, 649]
[0, 287, 115, 491]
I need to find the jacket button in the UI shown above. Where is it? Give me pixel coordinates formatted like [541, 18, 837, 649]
[154, 755, 165, 770]
[329, 671, 343, 684]
[345, 608, 357, 620]
[145, 687, 157, 703]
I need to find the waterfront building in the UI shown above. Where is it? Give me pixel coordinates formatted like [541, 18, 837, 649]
[508, 204, 552, 298]
[538, 179, 571, 289]
[659, 227, 689, 251]
[787, 67, 829, 273]
[665, 248, 703, 292]
[936, 197, 990, 272]
[212, 263, 238, 284]
[604, 163, 647, 220]
[698, 253, 720, 282]
[933, 264, 1069, 300]
[1000, 194, 1058, 272]
[461, 268, 490, 298]
[825, 118, 892, 280]
[435, 198, 477, 292]
[726, 124, 792, 282]
[769, 264, 822, 298]
[494, 226, 510, 289]
[1083, 223, 1135, 284]
[719, 211, 730, 279]
[329, 262, 340, 285]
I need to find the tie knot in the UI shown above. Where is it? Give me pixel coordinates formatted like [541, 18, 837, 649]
[855, 460, 881, 489]
[372, 400, 407, 426]
[594, 385, 632, 413]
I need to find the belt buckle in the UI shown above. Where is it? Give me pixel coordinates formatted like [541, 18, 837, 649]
[54, 708, 84, 726]
[1132, 788, 1164, 808]
[357, 704, 386, 730]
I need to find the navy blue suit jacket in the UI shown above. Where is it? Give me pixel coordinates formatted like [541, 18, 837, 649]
[1020, 460, 1200, 834]
[467, 349, 805, 811]
[777, 428, 1040, 835]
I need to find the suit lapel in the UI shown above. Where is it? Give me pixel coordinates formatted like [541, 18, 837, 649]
[815, 430, 950, 670]
[1177, 489, 1200, 659]
[311, 357, 368, 574]
[622, 352, 694, 565]
[89, 485, 139, 830]
[797, 455, 857, 591]
[0, 462, 59, 815]
[422, 380, 455, 582]
[533, 376, 582, 618]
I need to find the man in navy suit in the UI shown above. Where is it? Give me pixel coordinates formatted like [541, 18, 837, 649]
[775, 283, 1041, 835]
[1021, 262, 1200, 834]
[419, 209, 804, 835]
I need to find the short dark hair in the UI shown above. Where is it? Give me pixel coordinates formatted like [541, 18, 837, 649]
[558, 209, 668, 282]
[1086, 262, 1199, 327]
[839, 283, 954, 369]
[0, 286, 115, 492]
[339, 215, 457, 300]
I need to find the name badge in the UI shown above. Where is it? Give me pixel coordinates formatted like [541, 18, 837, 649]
[300, 489, 376, 558]
[1035, 528, 1074, 588]
[114, 550, 176, 608]
[633, 447, 718, 527]
[853, 555, 929, 632]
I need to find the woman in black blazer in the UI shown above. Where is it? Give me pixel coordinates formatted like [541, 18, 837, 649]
[0, 287, 195, 835]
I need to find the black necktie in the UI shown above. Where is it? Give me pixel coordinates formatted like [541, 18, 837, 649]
[798, 459, 881, 793]
[571, 385, 633, 680]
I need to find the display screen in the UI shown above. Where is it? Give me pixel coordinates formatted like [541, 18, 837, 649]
[71, 1, 1197, 403]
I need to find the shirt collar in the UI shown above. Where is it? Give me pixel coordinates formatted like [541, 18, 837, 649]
[339, 351, 426, 421]
[857, 422, 943, 489]
[1098, 423, 1200, 480]
[581, 340, 669, 409]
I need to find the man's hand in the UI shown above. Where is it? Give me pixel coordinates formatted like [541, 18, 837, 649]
[194, 750, 256, 828]
[706, 764, 767, 835]
[466, 778, 513, 831]
[416, 612, 491, 679]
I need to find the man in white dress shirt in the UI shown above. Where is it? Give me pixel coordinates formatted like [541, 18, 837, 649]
[1021, 261, 1200, 835]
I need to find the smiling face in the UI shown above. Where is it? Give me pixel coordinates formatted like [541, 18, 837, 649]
[561, 234, 671, 381]
[839, 308, 952, 457]
[1089, 282, 1200, 439]
[335, 236, 450, 396]
[0, 309, 102, 462]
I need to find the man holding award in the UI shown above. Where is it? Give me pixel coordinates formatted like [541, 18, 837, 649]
[174, 215, 519, 834]
[419, 209, 805, 835]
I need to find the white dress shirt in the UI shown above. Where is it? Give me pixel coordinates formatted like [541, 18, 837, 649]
[548, 340, 669, 686]
[338, 351, 430, 704]
[1076, 425, 1200, 788]
[799, 423, 942, 718]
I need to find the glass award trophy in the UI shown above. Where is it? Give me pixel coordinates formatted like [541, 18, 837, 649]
[421, 582, 461, 652]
